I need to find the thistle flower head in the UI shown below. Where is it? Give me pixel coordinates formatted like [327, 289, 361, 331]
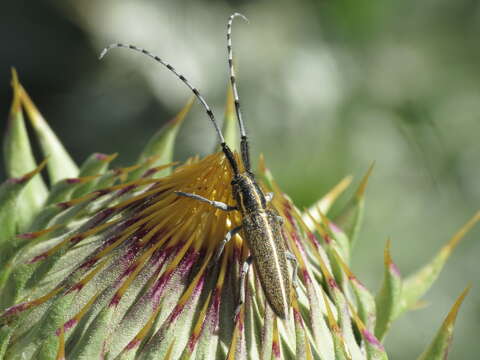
[0, 71, 478, 360]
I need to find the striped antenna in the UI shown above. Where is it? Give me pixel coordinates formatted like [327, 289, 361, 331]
[99, 43, 239, 174]
[227, 13, 251, 172]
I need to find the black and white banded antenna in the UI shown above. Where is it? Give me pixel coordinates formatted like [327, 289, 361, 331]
[226, 13, 251, 173]
[99, 42, 239, 175]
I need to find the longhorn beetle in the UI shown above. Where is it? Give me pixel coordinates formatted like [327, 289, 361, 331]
[100, 13, 298, 319]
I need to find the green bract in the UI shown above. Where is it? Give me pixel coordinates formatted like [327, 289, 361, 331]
[0, 70, 477, 360]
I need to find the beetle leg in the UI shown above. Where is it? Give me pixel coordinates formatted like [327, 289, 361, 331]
[265, 192, 274, 203]
[175, 191, 237, 211]
[286, 252, 298, 289]
[209, 226, 242, 268]
[234, 255, 253, 319]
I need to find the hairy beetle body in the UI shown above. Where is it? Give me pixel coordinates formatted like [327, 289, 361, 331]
[242, 209, 290, 318]
[233, 173, 291, 318]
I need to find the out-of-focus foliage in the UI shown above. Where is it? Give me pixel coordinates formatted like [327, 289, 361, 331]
[1, 1, 479, 358]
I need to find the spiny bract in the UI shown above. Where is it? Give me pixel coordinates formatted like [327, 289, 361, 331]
[0, 70, 478, 360]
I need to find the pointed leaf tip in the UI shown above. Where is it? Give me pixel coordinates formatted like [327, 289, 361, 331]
[446, 210, 480, 252]
[9, 68, 21, 117]
[303, 175, 353, 231]
[18, 85, 78, 184]
[384, 239, 400, 275]
[417, 286, 470, 360]
[356, 161, 375, 199]
[10, 67, 18, 83]
[94, 152, 118, 162]
[4, 74, 48, 230]
[445, 285, 470, 324]
[221, 83, 239, 153]
[170, 96, 194, 126]
[129, 98, 193, 180]
[399, 212, 479, 319]
[15, 157, 48, 183]
[225, 82, 235, 116]
[375, 239, 402, 340]
[332, 165, 373, 248]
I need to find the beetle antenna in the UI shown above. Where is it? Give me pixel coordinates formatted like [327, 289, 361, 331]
[227, 13, 251, 173]
[99, 43, 238, 174]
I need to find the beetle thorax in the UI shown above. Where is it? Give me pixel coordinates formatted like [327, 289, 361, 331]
[231, 173, 267, 214]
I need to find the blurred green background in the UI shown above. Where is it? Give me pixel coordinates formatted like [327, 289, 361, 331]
[1, 1, 479, 358]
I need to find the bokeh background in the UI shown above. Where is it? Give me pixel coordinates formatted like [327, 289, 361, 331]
[1, 1, 479, 358]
